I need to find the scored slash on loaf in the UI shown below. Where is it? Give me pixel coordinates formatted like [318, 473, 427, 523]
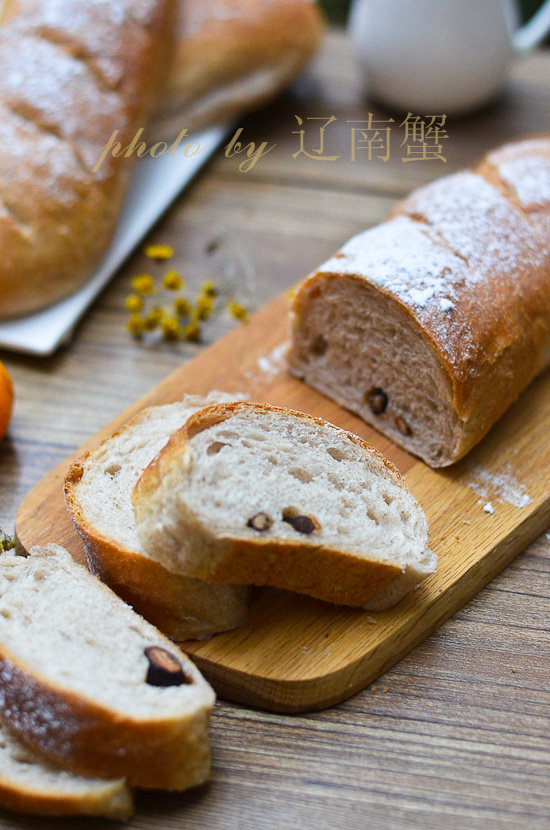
[132, 401, 436, 610]
[288, 136, 550, 467]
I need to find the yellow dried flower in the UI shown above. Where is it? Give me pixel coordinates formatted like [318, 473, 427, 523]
[183, 320, 201, 342]
[174, 297, 192, 317]
[162, 270, 184, 291]
[125, 294, 143, 313]
[194, 294, 214, 321]
[227, 299, 248, 321]
[201, 280, 217, 297]
[143, 307, 164, 330]
[0, 529, 15, 554]
[131, 274, 155, 295]
[145, 244, 174, 261]
[127, 314, 145, 337]
[161, 316, 180, 340]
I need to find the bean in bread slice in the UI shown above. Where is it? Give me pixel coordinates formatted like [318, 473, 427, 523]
[0, 544, 214, 790]
[0, 718, 132, 820]
[64, 393, 249, 641]
[132, 402, 436, 609]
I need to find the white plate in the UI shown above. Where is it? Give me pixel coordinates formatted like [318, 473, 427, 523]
[0, 124, 229, 356]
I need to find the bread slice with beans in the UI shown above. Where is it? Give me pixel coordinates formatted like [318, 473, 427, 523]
[0, 718, 133, 820]
[0, 544, 214, 791]
[64, 393, 249, 641]
[132, 402, 436, 609]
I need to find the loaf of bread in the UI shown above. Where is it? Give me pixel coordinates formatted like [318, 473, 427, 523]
[0, 0, 322, 320]
[132, 401, 435, 609]
[0, 544, 214, 790]
[0, 718, 133, 820]
[64, 393, 249, 640]
[153, 0, 323, 138]
[0, 0, 174, 319]
[288, 136, 550, 467]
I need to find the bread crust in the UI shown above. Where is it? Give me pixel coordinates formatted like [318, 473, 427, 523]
[0, 653, 211, 790]
[0, 0, 175, 318]
[288, 136, 550, 467]
[0, 0, 321, 317]
[133, 401, 432, 607]
[153, 0, 323, 136]
[64, 405, 249, 641]
[0, 755, 133, 820]
[0, 546, 214, 791]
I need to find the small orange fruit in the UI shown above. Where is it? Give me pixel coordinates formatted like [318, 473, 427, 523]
[0, 361, 14, 440]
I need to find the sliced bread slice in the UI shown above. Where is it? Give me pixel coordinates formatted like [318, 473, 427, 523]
[132, 402, 436, 609]
[64, 393, 249, 641]
[0, 718, 133, 820]
[0, 544, 215, 790]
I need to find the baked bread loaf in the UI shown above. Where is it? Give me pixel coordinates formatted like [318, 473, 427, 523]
[0, 0, 322, 319]
[0, 544, 214, 790]
[0, 0, 174, 319]
[153, 0, 323, 138]
[64, 392, 249, 641]
[132, 401, 435, 609]
[0, 718, 133, 820]
[287, 136, 550, 467]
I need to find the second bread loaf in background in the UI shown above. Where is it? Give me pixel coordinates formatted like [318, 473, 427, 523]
[0, 0, 175, 318]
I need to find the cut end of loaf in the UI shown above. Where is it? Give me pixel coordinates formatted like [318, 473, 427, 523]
[288, 271, 463, 467]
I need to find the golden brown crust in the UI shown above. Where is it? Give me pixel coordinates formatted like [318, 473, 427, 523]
[63, 412, 249, 641]
[0, 0, 175, 318]
[0, 771, 133, 820]
[134, 401, 414, 607]
[0, 630, 211, 790]
[154, 0, 323, 134]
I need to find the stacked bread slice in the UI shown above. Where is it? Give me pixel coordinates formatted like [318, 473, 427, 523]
[0, 718, 133, 820]
[0, 544, 215, 818]
[131, 401, 435, 610]
[3, 397, 434, 818]
[64, 392, 249, 641]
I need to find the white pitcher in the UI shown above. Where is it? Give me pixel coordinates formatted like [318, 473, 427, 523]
[349, 0, 550, 114]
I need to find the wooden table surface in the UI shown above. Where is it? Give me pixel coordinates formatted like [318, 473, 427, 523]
[1, 31, 549, 830]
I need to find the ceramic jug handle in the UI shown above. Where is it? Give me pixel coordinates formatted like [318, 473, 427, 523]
[514, 0, 550, 51]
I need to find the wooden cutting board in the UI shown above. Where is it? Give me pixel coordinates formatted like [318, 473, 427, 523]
[16, 292, 550, 713]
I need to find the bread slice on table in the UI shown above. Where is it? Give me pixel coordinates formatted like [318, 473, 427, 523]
[0, 544, 215, 790]
[64, 392, 249, 641]
[132, 402, 436, 610]
[287, 136, 550, 467]
[0, 718, 133, 820]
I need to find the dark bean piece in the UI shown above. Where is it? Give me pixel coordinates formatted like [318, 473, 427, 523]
[282, 513, 317, 535]
[144, 646, 189, 687]
[311, 334, 328, 356]
[395, 416, 412, 436]
[247, 512, 273, 532]
[367, 388, 388, 415]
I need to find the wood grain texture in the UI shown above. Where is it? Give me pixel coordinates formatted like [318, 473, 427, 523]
[1, 30, 549, 830]
[16, 292, 550, 712]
